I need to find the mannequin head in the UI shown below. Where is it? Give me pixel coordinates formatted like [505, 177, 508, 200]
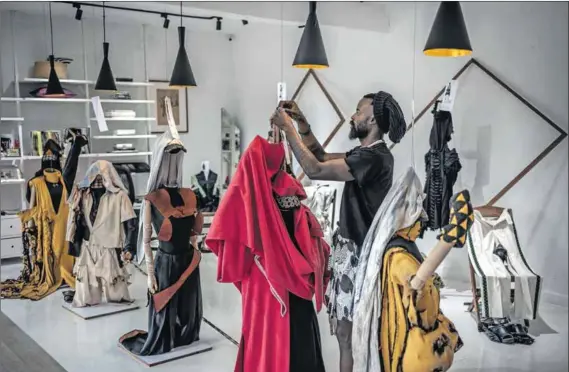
[201, 161, 210, 178]
[156, 143, 185, 188]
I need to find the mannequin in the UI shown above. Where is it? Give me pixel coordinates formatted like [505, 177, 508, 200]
[191, 160, 220, 212]
[1, 135, 87, 300]
[206, 135, 329, 372]
[66, 160, 137, 307]
[122, 99, 204, 356]
[351, 168, 474, 372]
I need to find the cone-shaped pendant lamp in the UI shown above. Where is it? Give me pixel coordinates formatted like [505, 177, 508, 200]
[424, 1, 472, 57]
[169, 2, 197, 87]
[95, 3, 117, 91]
[45, 4, 65, 97]
[293, 1, 328, 69]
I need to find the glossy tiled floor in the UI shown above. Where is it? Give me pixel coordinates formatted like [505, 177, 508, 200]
[1, 254, 567, 372]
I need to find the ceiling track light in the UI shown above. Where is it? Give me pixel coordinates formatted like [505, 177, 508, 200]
[423, 1, 473, 57]
[169, 1, 197, 88]
[95, 2, 117, 92]
[45, 3, 65, 97]
[161, 13, 170, 29]
[216, 18, 222, 31]
[293, 1, 329, 69]
[73, 3, 83, 21]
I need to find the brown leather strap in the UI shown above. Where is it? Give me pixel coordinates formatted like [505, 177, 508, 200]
[152, 248, 202, 313]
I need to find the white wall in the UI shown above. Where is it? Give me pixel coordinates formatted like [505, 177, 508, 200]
[1, 8, 233, 210]
[229, 2, 569, 306]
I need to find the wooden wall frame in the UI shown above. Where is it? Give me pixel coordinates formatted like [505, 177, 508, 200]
[291, 58, 568, 206]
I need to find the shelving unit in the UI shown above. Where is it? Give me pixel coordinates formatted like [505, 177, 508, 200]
[0, 12, 156, 212]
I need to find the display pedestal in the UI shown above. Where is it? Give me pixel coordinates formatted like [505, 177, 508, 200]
[62, 301, 139, 320]
[118, 341, 213, 367]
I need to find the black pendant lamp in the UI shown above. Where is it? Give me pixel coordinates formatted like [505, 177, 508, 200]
[45, 3, 65, 97]
[95, 2, 117, 91]
[293, 1, 329, 69]
[423, 1, 472, 57]
[169, 2, 197, 88]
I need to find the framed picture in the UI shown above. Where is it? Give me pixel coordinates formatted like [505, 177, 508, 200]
[148, 82, 189, 133]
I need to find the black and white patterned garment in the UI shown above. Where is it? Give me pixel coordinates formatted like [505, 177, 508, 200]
[325, 231, 361, 322]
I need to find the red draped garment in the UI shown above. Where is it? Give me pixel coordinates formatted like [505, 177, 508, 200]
[206, 136, 330, 372]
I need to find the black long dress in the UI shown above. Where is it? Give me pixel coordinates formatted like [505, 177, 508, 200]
[121, 187, 203, 356]
[278, 196, 326, 372]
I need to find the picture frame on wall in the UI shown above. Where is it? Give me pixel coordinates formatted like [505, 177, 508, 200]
[148, 81, 189, 133]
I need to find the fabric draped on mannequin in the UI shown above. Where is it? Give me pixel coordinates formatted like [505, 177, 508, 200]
[423, 110, 462, 231]
[352, 168, 463, 372]
[206, 136, 330, 372]
[1, 170, 75, 300]
[66, 161, 137, 307]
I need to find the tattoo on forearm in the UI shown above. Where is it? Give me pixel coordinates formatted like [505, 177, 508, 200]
[301, 132, 326, 161]
[286, 130, 321, 176]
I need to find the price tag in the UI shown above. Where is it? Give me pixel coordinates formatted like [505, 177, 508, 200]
[278, 82, 287, 104]
[439, 80, 459, 112]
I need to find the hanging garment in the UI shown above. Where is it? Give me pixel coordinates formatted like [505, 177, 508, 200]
[467, 209, 542, 320]
[1, 170, 75, 300]
[120, 187, 203, 356]
[205, 136, 330, 372]
[191, 171, 221, 212]
[423, 110, 462, 231]
[66, 161, 136, 307]
[303, 184, 336, 244]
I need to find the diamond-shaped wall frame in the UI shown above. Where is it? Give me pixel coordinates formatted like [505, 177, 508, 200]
[295, 58, 567, 206]
[291, 69, 346, 181]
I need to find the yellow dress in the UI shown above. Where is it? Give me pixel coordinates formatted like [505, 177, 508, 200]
[380, 223, 463, 372]
[1, 170, 75, 300]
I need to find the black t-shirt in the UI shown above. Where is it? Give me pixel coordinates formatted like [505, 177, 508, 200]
[338, 142, 394, 247]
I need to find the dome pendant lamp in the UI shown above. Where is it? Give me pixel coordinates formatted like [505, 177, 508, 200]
[95, 2, 117, 91]
[293, 1, 329, 69]
[423, 1, 472, 57]
[169, 2, 197, 88]
[45, 3, 65, 97]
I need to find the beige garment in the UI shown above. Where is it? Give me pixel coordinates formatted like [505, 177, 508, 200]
[66, 189, 136, 248]
[72, 240, 132, 307]
[71, 189, 136, 307]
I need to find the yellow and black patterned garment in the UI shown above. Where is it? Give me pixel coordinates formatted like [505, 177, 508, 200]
[380, 222, 463, 372]
[1, 171, 75, 300]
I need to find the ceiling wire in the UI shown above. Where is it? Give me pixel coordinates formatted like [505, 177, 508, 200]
[49, 2, 55, 55]
[410, 1, 417, 172]
[280, 2, 284, 83]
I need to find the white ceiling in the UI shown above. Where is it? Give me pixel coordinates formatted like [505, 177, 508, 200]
[0, 1, 391, 34]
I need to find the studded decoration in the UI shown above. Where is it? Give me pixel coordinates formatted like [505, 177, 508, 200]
[437, 190, 474, 248]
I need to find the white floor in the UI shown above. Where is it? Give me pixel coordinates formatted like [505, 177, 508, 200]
[1, 254, 568, 372]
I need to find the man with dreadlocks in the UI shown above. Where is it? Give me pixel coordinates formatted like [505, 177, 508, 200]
[272, 92, 407, 372]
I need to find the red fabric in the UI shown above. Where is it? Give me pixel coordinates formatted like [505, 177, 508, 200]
[206, 136, 330, 372]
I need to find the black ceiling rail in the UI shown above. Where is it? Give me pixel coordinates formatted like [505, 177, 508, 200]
[59, 1, 223, 22]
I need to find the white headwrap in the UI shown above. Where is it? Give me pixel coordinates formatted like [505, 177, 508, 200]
[352, 167, 427, 372]
[136, 97, 185, 264]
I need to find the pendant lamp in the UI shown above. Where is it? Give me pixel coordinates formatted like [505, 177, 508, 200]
[45, 3, 65, 97]
[169, 2, 197, 88]
[293, 1, 328, 69]
[95, 2, 117, 91]
[423, 1, 472, 57]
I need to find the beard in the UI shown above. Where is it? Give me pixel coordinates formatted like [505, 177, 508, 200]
[348, 120, 370, 140]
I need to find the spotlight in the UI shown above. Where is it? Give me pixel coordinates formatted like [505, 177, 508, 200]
[161, 13, 170, 29]
[216, 18, 222, 31]
[73, 3, 83, 21]
[241, 19, 248, 26]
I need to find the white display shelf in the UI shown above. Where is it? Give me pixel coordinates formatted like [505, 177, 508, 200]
[0, 157, 23, 161]
[100, 99, 154, 104]
[20, 78, 154, 87]
[92, 135, 157, 139]
[90, 117, 155, 121]
[23, 97, 90, 103]
[0, 97, 23, 102]
[22, 152, 152, 160]
[0, 179, 25, 185]
[0, 117, 24, 122]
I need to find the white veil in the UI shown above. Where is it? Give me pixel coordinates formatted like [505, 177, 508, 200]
[136, 97, 185, 264]
[351, 167, 426, 372]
